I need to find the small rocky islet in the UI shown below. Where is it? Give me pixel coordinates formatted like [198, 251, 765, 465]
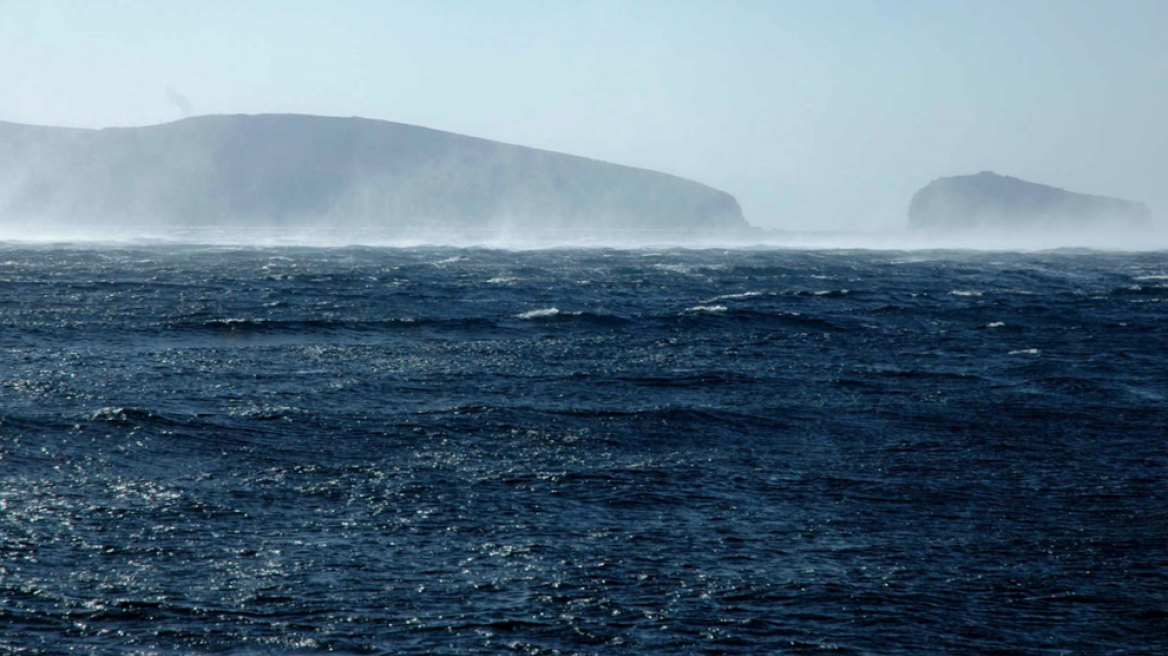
[908, 170, 1152, 232]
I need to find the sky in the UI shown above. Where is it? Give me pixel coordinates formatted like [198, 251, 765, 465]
[2, 0, 1165, 231]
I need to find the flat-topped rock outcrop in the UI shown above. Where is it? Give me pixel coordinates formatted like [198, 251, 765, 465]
[0, 114, 748, 237]
[908, 171, 1151, 231]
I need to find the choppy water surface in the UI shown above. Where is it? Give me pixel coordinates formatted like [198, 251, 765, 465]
[2, 246, 1166, 655]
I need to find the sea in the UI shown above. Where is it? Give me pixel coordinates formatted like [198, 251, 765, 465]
[1, 244, 1165, 655]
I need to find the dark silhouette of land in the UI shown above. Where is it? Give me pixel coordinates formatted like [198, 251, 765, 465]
[909, 171, 1151, 231]
[0, 114, 748, 237]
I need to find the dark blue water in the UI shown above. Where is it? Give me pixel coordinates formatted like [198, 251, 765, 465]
[2, 245, 1166, 655]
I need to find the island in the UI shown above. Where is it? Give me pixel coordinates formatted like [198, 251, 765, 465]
[908, 171, 1152, 232]
[0, 114, 749, 240]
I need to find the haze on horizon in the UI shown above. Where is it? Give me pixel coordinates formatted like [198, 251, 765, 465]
[2, 0, 1165, 233]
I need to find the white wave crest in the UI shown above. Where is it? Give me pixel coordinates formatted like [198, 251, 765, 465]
[708, 291, 763, 302]
[684, 304, 728, 314]
[517, 308, 560, 320]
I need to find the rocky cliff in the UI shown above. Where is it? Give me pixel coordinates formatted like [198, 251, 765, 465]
[0, 114, 748, 237]
[908, 171, 1151, 231]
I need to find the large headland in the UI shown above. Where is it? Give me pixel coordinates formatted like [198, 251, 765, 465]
[0, 114, 750, 245]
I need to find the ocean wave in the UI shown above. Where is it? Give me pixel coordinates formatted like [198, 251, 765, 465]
[683, 304, 727, 314]
[705, 291, 765, 302]
[516, 307, 562, 320]
[180, 316, 495, 334]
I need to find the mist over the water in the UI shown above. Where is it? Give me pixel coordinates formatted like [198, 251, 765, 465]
[1, 115, 1162, 252]
[0, 111, 1160, 250]
[4, 223, 1167, 253]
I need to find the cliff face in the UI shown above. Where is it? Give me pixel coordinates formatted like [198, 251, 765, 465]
[0, 114, 747, 235]
[908, 171, 1151, 231]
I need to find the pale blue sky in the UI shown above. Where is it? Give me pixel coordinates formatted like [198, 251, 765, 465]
[3, 0, 1165, 229]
